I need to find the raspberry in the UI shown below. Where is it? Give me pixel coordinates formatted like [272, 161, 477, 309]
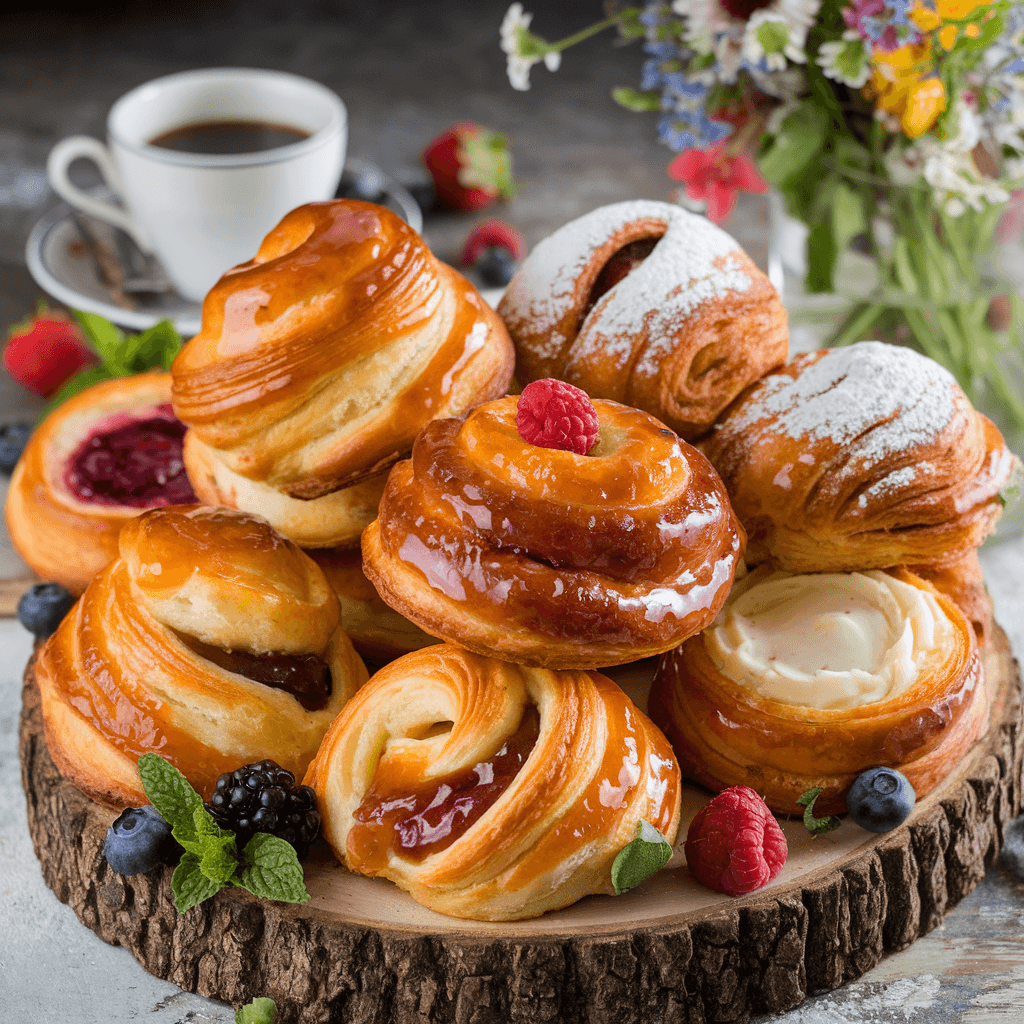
[516, 379, 600, 455]
[461, 219, 526, 267]
[684, 785, 787, 896]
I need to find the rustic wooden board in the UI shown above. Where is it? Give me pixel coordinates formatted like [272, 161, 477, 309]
[0, 573, 36, 617]
[19, 628, 1022, 1024]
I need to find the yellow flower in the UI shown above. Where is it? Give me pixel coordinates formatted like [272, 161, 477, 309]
[938, 23, 958, 48]
[936, 0, 984, 18]
[901, 77, 947, 138]
[911, 4, 942, 32]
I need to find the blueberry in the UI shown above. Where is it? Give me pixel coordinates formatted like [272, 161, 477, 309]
[0, 421, 32, 475]
[847, 767, 916, 833]
[103, 805, 182, 875]
[476, 246, 518, 287]
[17, 582, 77, 639]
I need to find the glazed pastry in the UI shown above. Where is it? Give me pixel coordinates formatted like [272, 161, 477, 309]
[912, 551, 993, 644]
[172, 199, 515, 547]
[305, 645, 681, 921]
[307, 546, 440, 662]
[5, 372, 196, 593]
[362, 396, 745, 668]
[705, 342, 1018, 572]
[34, 505, 367, 808]
[649, 566, 986, 815]
[497, 200, 788, 439]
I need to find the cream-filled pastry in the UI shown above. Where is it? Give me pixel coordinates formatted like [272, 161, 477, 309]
[649, 566, 986, 815]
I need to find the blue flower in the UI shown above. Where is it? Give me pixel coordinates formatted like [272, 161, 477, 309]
[657, 110, 732, 152]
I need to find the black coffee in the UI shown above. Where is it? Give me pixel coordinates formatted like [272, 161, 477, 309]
[148, 119, 311, 155]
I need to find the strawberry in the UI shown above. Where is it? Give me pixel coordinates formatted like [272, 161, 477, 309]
[3, 308, 98, 398]
[460, 220, 526, 267]
[422, 123, 516, 212]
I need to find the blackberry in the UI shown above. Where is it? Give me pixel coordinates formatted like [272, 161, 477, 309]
[205, 759, 320, 859]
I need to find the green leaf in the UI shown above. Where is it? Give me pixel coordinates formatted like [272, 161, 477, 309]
[236, 998, 278, 1024]
[611, 86, 662, 112]
[137, 753, 206, 849]
[615, 7, 646, 40]
[236, 833, 310, 904]
[122, 319, 183, 373]
[998, 459, 1023, 509]
[72, 309, 125, 364]
[805, 220, 837, 294]
[796, 787, 841, 836]
[831, 181, 866, 258]
[193, 807, 239, 884]
[172, 852, 223, 913]
[758, 104, 827, 188]
[611, 820, 673, 895]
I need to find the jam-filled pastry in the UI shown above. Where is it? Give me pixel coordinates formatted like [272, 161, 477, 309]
[305, 645, 681, 921]
[649, 566, 986, 816]
[705, 342, 1018, 573]
[5, 372, 196, 594]
[307, 546, 440, 663]
[34, 505, 368, 808]
[362, 396, 745, 669]
[172, 199, 515, 548]
[497, 200, 788, 439]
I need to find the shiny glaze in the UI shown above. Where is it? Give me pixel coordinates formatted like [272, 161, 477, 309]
[348, 708, 540, 870]
[371, 396, 744, 652]
[171, 201, 514, 497]
[65, 405, 196, 508]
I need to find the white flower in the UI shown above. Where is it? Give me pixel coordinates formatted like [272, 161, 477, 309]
[500, 3, 559, 91]
[817, 31, 871, 88]
[915, 137, 1011, 215]
[743, 12, 792, 72]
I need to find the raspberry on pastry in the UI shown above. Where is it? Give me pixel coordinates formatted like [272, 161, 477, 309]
[705, 341, 1018, 573]
[171, 199, 515, 548]
[497, 200, 788, 439]
[305, 645, 681, 921]
[649, 565, 986, 816]
[34, 505, 368, 809]
[5, 371, 196, 593]
[362, 394, 745, 669]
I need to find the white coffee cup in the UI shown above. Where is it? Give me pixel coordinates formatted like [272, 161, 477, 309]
[47, 68, 347, 301]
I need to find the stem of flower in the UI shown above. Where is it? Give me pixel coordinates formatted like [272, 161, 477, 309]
[546, 17, 621, 53]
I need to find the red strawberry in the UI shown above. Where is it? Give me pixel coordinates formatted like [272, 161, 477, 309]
[461, 220, 526, 267]
[422, 123, 516, 212]
[3, 308, 98, 398]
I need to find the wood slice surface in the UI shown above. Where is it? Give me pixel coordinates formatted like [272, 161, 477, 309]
[19, 628, 1023, 1024]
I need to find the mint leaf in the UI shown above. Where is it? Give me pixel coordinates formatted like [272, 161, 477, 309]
[72, 309, 125, 363]
[797, 787, 841, 836]
[137, 753, 206, 849]
[237, 833, 310, 904]
[611, 820, 673, 895]
[172, 853, 222, 913]
[122, 319, 182, 373]
[193, 808, 238, 884]
[236, 997, 277, 1024]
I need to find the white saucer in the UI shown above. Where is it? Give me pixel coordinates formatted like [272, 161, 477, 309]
[25, 158, 423, 338]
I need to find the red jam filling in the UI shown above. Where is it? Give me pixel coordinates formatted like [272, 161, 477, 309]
[348, 708, 540, 869]
[65, 405, 197, 507]
[173, 630, 332, 711]
[582, 237, 660, 321]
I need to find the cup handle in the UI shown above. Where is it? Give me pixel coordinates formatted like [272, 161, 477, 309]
[47, 136, 154, 253]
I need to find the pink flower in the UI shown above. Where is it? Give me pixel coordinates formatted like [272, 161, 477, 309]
[667, 141, 768, 222]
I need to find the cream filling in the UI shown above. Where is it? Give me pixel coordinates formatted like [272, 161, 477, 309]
[706, 568, 953, 711]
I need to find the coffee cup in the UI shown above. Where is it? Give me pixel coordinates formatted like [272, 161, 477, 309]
[47, 68, 347, 301]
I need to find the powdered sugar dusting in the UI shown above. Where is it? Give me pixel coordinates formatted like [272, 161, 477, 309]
[723, 342, 957, 466]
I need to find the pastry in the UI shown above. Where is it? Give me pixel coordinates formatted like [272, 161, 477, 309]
[5, 372, 196, 593]
[171, 199, 515, 547]
[307, 545, 440, 663]
[912, 551, 993, 644]
[497, 200, 788, 439]
[362, 395, 745, 668]
[305, 644, 681, 921]
[649, 565, 986, 815]
[34, 504, 368, 808]
[705, 342, 1018, 572]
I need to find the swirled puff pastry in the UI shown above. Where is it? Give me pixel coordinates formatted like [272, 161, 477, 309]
[305, 645, 681, 921]
[5, 372, 194, 593]
[649, 566, 986, 815]
[362, 395, 745, 668]
[705, 342, 1018, 572]
[497, 200, 788, 439]
[171, 199, 515, 546]
[34, 505, 367, 808]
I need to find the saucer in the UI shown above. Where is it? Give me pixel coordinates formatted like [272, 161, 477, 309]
[25, 158, 423, 338]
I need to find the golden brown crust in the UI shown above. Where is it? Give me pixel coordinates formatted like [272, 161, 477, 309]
[648, 569, 986, 816]
[912, 551, 993, 644]
[5, 372, 177, 594]
[497, 200, 788, 439]
[362, 396, 745, 669]
[172, 200, 515, 511]
[305, 645, 681, 921]
[34, 505, 367, 808]
[705, 343, 1018, 572]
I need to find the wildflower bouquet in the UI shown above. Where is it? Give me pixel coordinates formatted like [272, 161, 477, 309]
[499, 0, 1024, 426]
